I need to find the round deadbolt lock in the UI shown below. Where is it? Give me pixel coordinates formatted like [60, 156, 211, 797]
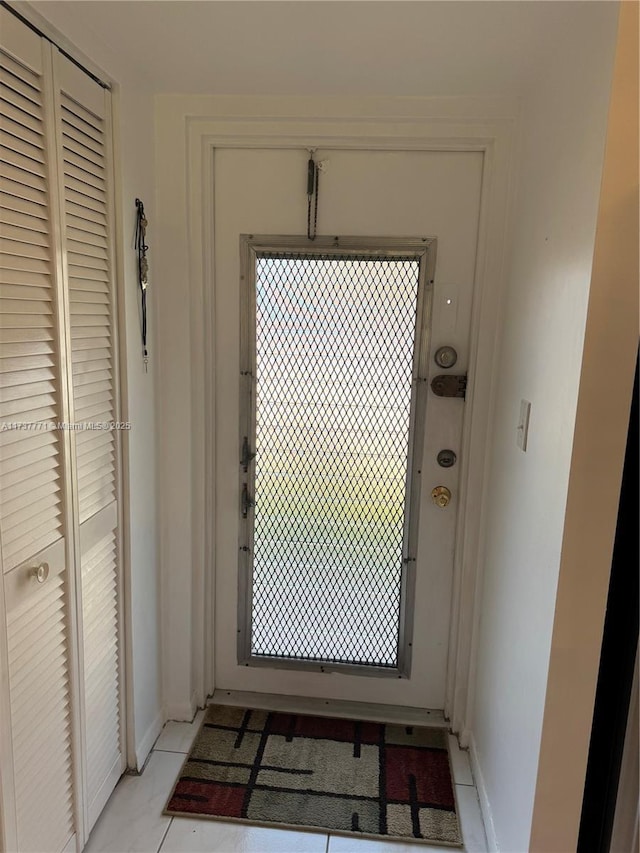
[437, 449, 457, 468]
[431, 486, 452, 508]
[434, 345, 458, 369]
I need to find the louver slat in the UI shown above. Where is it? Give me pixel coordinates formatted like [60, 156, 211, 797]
[2, 112, 44, 152]
[1, 222, 49, 246]
[61, 120, 104, 158]
[0, 190, 47, 220]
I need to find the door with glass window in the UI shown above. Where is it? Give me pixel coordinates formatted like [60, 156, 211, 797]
[214, 148, 483, 709]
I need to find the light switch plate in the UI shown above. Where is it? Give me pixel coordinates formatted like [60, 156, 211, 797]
[517, 399, 531, 451]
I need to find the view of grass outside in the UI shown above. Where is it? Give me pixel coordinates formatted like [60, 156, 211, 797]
[250, 255, 421, 667]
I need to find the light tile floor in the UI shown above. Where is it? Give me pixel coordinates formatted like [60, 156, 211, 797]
[86, 712, 488, 853]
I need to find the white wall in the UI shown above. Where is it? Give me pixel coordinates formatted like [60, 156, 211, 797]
[530, 4, 638, 847]
[116, 84, 164, 768]
[28, 1, 164, 768]
[153, 98, 194, 718]
[469, 4, 621, 851]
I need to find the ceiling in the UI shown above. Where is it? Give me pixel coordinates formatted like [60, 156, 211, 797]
[31, 1, 614, 97]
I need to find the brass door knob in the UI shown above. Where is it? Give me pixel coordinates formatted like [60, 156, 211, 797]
[431, 486, 451, 508]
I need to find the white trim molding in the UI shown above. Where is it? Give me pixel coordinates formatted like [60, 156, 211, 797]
[134, 709, 164, 772]
[154, 95, 518, 732]
[469, 733, 499, 851]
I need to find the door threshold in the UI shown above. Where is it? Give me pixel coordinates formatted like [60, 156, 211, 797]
[210, 689, 447, 728]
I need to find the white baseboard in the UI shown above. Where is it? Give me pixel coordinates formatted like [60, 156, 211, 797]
[469, 733, 499, 852]
[134, 709, 164, 770]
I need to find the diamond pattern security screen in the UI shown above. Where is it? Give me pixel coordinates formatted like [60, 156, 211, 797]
[246, 250, 424, 668]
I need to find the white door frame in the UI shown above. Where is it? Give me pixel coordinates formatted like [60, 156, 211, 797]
[182, 100, 517, 742]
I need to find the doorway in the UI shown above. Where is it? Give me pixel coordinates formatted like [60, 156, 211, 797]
[213, 148, 483, 709]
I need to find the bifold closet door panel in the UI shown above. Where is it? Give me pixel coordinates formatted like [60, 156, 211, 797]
[0, 12, 77, 853]
[55, 52, 124, 830]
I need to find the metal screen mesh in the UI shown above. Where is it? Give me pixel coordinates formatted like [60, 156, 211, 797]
[250, 253, 421, 667]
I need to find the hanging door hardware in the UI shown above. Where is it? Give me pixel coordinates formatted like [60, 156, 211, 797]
[306, 150, 320, 240]
[241, 436, 256, 472]
[431, 374, 467, 399]
[241, 483, 255, 518]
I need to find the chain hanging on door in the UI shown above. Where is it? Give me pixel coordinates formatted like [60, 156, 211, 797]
[134, 198, 150, 372]
[306, 150, 320, 240]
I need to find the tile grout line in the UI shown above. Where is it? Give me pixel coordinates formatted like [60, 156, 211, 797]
[156, 816, 174, 853]
[153, 748, 191, 755]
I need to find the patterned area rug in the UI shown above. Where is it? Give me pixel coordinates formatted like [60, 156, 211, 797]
[165, 705, 461, 846]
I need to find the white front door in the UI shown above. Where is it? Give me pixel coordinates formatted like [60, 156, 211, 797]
[213, 148, 482, 709]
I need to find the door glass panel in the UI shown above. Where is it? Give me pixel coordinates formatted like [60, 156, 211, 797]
[249, 252, 422, 667]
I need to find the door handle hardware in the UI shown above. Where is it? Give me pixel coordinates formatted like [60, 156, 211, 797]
[30, 562, 50, 584]
[241, 483, 255, 519]
[431, 374, 467, 399]
[241, 436, 256, 473]
[431, 486, 452, 508]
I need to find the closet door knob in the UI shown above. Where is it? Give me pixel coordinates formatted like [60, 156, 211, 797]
[31, 562, 50, 584]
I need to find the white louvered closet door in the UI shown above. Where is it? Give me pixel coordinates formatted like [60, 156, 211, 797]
[1, 9, 125, 851]
[55, 53, 124, 832]
[0, 11, 78, 853]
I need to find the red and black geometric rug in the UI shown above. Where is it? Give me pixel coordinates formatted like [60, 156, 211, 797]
[165, 705, 461, 846]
